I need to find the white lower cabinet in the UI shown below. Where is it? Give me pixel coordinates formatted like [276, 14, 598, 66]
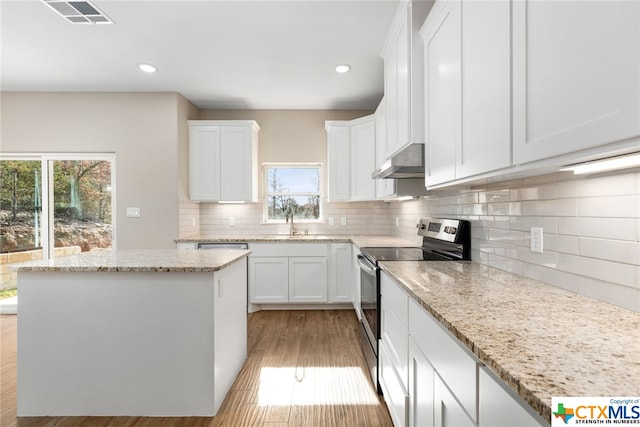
[288, 257, 327, 303]
[434, 373, 476, 427]
[380, 341, 409, 427]
[479, 367, 547, 427]
[408, 338, 434, 427]
[329, 243, 352, 303]
[248, 243, 329, 305]
[249, 257, 289, 303]
[380, 272, 410, 427]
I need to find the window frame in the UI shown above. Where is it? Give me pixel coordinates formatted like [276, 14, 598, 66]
[262, 163, 323, 223]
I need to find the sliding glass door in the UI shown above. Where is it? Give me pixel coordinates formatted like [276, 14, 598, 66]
[1, 154, 115, 264]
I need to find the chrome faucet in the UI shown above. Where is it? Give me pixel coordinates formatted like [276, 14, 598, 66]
[286, 212, 295, 236]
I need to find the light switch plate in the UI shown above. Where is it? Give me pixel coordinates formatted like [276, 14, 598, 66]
[126, 207, 141, 218]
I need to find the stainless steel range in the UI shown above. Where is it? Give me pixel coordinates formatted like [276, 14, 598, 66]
[356, 218, 471, 394]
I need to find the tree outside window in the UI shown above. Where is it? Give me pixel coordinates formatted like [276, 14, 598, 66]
[265, 165, 321, 221]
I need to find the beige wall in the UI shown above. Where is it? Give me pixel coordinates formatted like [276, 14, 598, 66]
[1, 92, 198, 249]
[198, 109, 371, 196]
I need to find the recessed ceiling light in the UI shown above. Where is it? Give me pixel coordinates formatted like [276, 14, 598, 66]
[335, 64, 351, 73]
[138, 63, 157, 73]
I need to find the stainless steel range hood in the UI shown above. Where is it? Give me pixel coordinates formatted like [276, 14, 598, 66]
[372, 143, 425, 179]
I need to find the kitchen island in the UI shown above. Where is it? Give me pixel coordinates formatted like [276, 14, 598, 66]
[14, 249, 250, 417]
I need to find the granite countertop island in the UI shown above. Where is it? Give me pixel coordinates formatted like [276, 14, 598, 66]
[13, 248, 250, 273]
[15, 248, 250, 417]
[380, 260, 640, 422]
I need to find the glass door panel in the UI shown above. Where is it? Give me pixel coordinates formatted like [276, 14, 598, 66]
[51, 160, 112, 257]
[1, 160, 43, 253]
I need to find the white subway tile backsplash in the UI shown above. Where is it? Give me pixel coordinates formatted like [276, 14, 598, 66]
[510, 183, 557, 201]
[488, 202, 523, 216]
[577, 195, 639, 218]
[523, 264, 580, 293]
[579, 238, 640, 265]
[523, 198, 578, 217]
[558, 217, 638, 241]
[510, 216, 558, 233]
[479, 189, 510, 203]
[489, 229, 525, 246]
[577, 277, 640, 312]
[510, 246, 558, 268]
[556, 253, 636, 288]
[557, 173, 637, 198]
[542, 234, 580, 255]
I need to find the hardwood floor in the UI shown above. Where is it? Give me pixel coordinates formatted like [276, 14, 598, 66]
[0, 311, 392, 427]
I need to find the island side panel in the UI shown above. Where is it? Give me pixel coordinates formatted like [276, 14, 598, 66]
[213, 257, 248, 413]
[17, 271, 218, 416]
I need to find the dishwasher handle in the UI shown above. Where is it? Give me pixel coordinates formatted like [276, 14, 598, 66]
[197, 242, 249, 250]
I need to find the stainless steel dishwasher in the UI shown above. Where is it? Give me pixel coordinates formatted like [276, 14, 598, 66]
[197, 242, 249, 250]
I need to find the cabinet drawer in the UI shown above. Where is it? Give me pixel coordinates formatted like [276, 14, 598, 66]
[380, 341, 409, 427]
[409, 299, 480, 423]
[381, 272, 409, 329]
[248, 243, 328, 257]
[381, 299, 409, 390]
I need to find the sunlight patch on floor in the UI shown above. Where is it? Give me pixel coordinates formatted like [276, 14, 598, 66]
[258, 366, 379, 406]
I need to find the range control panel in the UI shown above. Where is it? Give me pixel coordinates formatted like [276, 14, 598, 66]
[417, 218, 467, 243]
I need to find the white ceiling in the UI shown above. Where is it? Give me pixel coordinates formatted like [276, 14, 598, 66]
[0, 0, 400, 110]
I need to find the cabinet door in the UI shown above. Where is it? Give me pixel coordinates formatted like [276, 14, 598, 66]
[395, 15, 410, 153]
[458, 0, 511, 178]
[409, 339, 435, 427]
[374, 99, 395, 199]
[479, 367, 545, 427]
[384, 41, 399, 160]
[248, 257, 288, 303]
[513, 0, 640, 164]
[189, 125, 221, 201]
[423, 0, 460, 185]
[288, 257, 328, 303]
[350, 119, 376, 201]
[329, 243, 352, 303]
[220, 126, 254, 201]
[434, 374, 475, 427]
[326, 125, 351, 202]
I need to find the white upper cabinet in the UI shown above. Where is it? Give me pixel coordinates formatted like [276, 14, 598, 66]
[421, 0, 511, 187]
[421, 0, 460, 185]
[374, 98, 396, 199]
[350, 117, 377, 201]
[326, 123, 351, 202]
[188, 120, 259, 202]
[381, 1, 431, 160]
[458, 0, 511, 178]
[326, 116, 376, 202]
[513, 0, 640, 164]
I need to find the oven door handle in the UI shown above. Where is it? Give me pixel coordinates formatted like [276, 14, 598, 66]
[357, 254, 378, 277]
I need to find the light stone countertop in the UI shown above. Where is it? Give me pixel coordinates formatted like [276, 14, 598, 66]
[12, 249, 250, 273]
[176, 234, 419, 248]
[380, 260, 640, 423]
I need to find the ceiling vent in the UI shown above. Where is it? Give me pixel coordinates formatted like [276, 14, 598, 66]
[41, 0, 113, 24]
